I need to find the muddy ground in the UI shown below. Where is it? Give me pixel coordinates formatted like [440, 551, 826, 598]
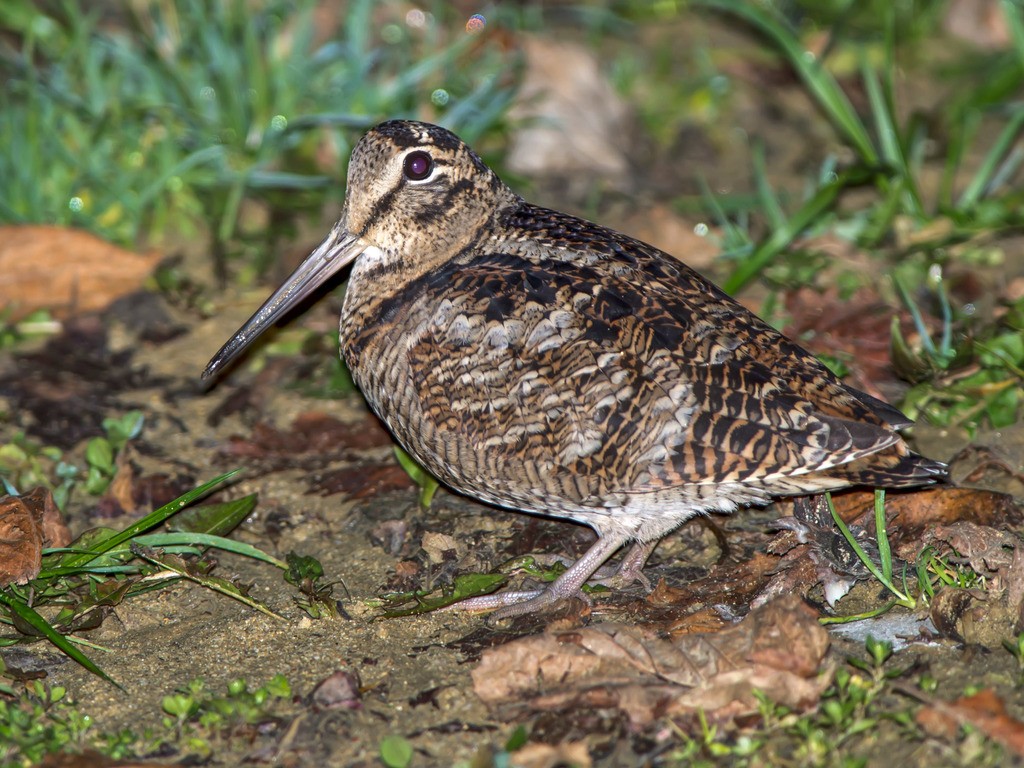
[3, 9, 1024, 768]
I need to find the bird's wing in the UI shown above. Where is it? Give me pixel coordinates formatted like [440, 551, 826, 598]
[397, 245, 907, 504]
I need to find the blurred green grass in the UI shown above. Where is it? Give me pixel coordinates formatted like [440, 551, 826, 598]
[0, 0, 519, 276]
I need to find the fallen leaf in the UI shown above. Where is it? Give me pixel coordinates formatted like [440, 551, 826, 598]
[472, 593, 831, 727]
[0, 226, 161, 320]
[759, 488, 1024, 615]
[506, 36, 630, 187]
[928, 588, 979, 643]
[917, 689, 1024, 756]
[510, 741, 592, 768]
[925, 521, 1017, 575]
[784, 286, 899, 397]
[0, 488, 71, 587]
[104, 443, 138, 516]
[829, 486, 1024, 561]
[310, 669, 362, 711]
[421, 531, 461, 564]
[920, 520, 1024, 645]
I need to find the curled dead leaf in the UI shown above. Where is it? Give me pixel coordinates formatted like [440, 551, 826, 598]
[0, 487, 71, 587]
[509, 741, 592, 768]
[421, 531, 460, 564]
[310, 669, 362, 711]
[472, 594, 831, 727]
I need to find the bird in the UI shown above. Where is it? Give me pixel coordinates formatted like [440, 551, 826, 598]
[203, 120, 947, 618]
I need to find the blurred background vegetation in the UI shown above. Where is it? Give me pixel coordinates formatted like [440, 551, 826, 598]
[0, 4, 1023, 762]
[1, 0, 1022, 435]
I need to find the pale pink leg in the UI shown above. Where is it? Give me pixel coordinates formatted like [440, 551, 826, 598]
[447, 533, 630, 618]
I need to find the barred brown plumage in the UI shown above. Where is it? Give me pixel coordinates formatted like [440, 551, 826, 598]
[203, 120, 947, 617]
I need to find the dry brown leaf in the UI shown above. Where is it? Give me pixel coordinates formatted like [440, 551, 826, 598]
[830, 486, 1023, 561]
[0, 487, 71, 587]
[472, 593, 830, 727]
[506, 36, 630, 186]
[310, 464, 415, 499]
[310, 669, 362, 711]
[421, 531, 460, 564]
[1005, 546, 1024, 618]
[925, 521, 1017, 575]
[0, 226, 161, 320]
[920, 520, 1024, 644]
[917, 689, 1024, 756]
[509, 742, 592, 768]
[222, 412, 393, 458]
[103, 442, 138, 517]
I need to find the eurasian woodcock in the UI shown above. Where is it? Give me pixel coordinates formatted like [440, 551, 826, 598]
[203, 120, 946, 617]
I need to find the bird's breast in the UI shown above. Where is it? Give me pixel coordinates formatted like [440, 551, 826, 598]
[336, 253, 707, 517]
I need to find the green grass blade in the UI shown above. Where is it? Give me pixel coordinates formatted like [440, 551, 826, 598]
[723, 167, 873, 294]
[130, 544, 284, 620]
[133, 533, 287, 569]
[752, 141, 787, 230]
[874, 489, 892, 583]
[59, 470, 240, 569]
[0, 590, 121, 689]
[1002, 0, 1024, 69]
[958, 108, 1024, 208]
[168, 493, 258, 537]
[826, 494, 909, 604]
[693, 0, 877, 164]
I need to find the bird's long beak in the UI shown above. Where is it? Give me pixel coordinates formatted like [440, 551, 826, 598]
[202, 219, 368, 381]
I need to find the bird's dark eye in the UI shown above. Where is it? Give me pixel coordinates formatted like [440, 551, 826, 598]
[403, 151, 433, 181]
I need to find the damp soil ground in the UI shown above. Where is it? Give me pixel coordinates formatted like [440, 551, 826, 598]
[4, 11, 1024, 768]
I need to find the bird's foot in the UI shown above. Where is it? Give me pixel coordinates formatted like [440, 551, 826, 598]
[590, 539, 658, 591]
[442, 534, 632, 619]
[443, 585, 592, 620]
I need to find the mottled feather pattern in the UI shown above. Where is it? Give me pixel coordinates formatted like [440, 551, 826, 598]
[207, 120, 946, 615]
[343, 201, 940, 536]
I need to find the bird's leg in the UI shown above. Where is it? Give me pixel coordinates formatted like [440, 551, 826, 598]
[593, 539, 658, 591]
[446, 533, 630, 618]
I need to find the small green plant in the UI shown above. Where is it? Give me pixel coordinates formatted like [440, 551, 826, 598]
[0, 0, 518, 275]
[789, 637, 909, 763]
[0, 674, 295, 766]
[675, 0, 1023, 440]
[661, 639, 906, 764]
[0, 472, 298, 685]
[380, 734, 414, 768]
[900, 292, 1024, 438]
[0, 432, 77, 510]
[284, 552, 337, 619]
[1, 411, 144, 507]
[915, 546, 986, 600]
[159, 675, 292, 757]
[83, 410, 144, 495]
[0, 681, 91, 767]
[666, 708, 764, 762]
